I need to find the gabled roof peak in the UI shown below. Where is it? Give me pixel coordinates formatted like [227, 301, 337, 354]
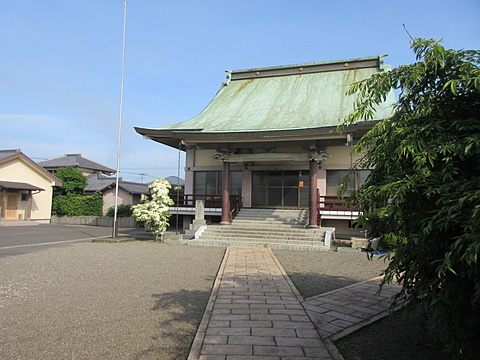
[0, 149, 22, 160]
[0, 149, 62, 186]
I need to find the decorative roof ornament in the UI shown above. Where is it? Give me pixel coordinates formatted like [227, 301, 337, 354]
[212, 153, 229, 162]
[309, 150, 331, 164]
[212, 151, 330, 163]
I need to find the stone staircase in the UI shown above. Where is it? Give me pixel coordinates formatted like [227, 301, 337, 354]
[187, 208, 329, 251]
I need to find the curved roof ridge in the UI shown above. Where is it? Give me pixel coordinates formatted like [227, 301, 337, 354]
[227, 54, 389, 80]
[228, 54, 388, 74]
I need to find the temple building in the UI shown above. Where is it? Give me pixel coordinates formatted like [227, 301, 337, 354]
[135, 55, 396, 238]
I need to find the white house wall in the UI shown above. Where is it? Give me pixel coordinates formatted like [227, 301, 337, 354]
[194, 149, 218, 167]
[323, 146, 363, 168]
[0, 158, 56, 221]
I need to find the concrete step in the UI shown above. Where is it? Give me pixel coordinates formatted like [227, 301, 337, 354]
[228, 220, 307, 228]
[200, 233, 323, 241]
[202, 229, 323, 237]
[238, 208, 308, 214]
[202, 234, 324, 242]
[237, 210, 307, 214]
[236, 208, 308, 214]
[236, 210, 308, 220]
[188, 239, 329, 251]
[189, 208, 328, 251]
[201, 224, 323, 234]
[233, 217, 306, 224]
[199, 236, 324, 244]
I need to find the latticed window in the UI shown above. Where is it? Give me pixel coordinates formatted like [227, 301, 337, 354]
[194, 171, 242, 195]
[252, 171, 309, 208]
[326, 170, 370, 196]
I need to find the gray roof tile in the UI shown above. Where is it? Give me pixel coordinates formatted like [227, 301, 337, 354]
[165, 176, 185, 186]
[38, 154, 116, 173]
[0, 149, 22, 161]
[85, 173, 149, 195]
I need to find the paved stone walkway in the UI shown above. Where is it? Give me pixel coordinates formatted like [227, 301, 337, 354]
[188, 247, 402, 360]
[303, 277, 402, 341]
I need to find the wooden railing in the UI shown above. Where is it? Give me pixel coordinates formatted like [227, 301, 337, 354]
[317, 195, 357, 226]
[317, 195, 356, 211]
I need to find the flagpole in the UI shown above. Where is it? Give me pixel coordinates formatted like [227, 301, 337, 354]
[113, 0, 127, 238]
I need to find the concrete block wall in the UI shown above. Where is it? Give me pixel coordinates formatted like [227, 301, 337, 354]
[51, 215, 138, 228]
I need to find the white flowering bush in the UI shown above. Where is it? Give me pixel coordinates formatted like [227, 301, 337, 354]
[132, 178, 174, 240]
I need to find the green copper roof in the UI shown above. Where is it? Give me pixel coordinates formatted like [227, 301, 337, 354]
[135, 55, 396, 145]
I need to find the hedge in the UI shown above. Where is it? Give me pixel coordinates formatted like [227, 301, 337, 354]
[52, 193, 103, 216]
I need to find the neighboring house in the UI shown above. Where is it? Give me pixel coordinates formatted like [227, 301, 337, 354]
[135, 56, 396, 237]
[165, 176, 185, 191]
[38, 153, 116, 177]
[0, 149, 62, 223]
[84, 173, 150, 214]
[38, 153, 173, 215]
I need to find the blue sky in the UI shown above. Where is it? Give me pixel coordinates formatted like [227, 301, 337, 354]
[1, 0, 478, 182]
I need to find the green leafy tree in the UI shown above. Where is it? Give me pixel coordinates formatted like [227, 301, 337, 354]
[343, 39, 480, 358]
[54, 166, 87, 195]
[51, 167, 102, 216]
[132, 179, 174, 240]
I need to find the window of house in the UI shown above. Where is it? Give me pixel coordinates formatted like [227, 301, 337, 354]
[21, 193, 28, 201]
[326, 170, 370, 196]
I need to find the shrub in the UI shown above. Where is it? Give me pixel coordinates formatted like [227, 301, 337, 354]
[132, 179, 173, 240]
[106, 204, 133, 217]
[52, 193, 103, 216]
[379, 233, 406, 252]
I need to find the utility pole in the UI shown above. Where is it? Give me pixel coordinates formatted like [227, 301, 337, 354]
[113, 0, 127, 238]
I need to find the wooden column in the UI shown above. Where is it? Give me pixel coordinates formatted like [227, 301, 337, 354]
[309, 160, 318, 227]
[26, 192, 33, 220]
[1, 190, 6, 220]
[221, 161, 231, 224]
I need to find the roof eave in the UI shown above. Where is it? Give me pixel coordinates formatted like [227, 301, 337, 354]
[139, 121, 378, 147]
[0, 181, 45, 191]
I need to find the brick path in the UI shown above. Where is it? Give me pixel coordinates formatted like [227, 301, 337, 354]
[303, 277, 402, 341]
[188, 247, 402, 360]
[188, 246, 334, 359]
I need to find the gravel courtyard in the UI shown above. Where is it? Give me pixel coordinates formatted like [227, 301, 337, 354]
[0, 242, 224, 360]
[273, 249, 387, 299]
[1, 241, 387, 359]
